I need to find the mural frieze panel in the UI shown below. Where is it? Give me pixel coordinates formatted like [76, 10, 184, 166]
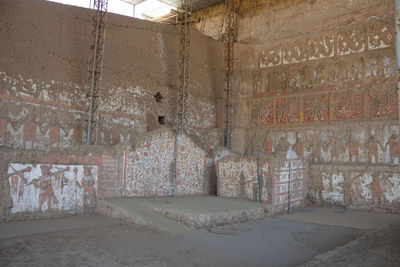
[259, 22, 392, 69]
[252, 51, 394, 97]
[303, 94, 329, 123]
[276, 97, 300, 124]
[331, 90, 363, 121]
[367, 87, 398, 119]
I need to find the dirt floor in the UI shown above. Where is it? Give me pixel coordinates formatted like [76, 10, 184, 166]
[304, 225, 400, 267]
[2, 204, 400, 267]
[0, 214, 367, 267]
[279, 206, 400, 230]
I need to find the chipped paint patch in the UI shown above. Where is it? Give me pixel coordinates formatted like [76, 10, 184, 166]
[322, 172, 344, 204]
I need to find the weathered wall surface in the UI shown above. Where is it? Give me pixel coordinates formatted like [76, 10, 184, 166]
[192, 0, 391, 44]
[125, 129, 205, 196]
[194, 0, 399, 211]
[311, 164, 400, 211]
[217, 156, 267, 200]
[0, 0, 224, 218]
[217, 154, 308, 214]
[0, 0, 224, 151]
[0, 128, 208, 220]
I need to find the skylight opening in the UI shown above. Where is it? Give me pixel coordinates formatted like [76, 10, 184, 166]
[45, 0, 178, 21]
[134, 0, 176, 21]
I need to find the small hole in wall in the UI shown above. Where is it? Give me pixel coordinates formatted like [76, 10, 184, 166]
[154, 92, 163, 103]
[158, 116, 165, 125]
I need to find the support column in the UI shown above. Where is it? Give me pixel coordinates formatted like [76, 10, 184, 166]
[84, 0, 108, 145]
[178, 0, 192, 134]
[223, 0, 235, 149]
[395, 0, 400, 145]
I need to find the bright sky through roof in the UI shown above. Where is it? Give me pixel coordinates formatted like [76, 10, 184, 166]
[46, 0, 134, 17]
[46, 0, 175, 19]
[134, 0, 175, 20]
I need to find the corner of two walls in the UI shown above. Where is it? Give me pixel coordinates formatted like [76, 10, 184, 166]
[0, 0, 224, 219]
[228, 0, 400, 212]
[216, 152, 309, 215]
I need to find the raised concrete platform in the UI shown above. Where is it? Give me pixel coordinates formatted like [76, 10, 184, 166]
[96, 196, 268, 232]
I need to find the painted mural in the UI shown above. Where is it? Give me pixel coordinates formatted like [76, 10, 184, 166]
[217, 156, 307, 211]
[217, 157, 269, 201]
[259, 22, 392, 68]
[0, 71, 143, 150]
[8, 164, 97, 213]
[312, 165, 400, 209]
[125, 130, 205, 197]
[272, 160, 306, 207]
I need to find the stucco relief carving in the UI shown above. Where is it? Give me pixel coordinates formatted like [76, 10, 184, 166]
[303, 94, 329, 123]
[367, 87, 398, 119]
[253, 53, 393, 97]
[259, 22, 392, 68]
[367, 24, 392, 50]
[331, 91, 363, 121]
[276, 97, 300, 124]
[253, 99, 274, 126]
[336, 28, 366, 56]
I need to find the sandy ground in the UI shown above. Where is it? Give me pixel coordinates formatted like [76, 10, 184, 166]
[304, 225, 400, 267]
[279, 206, 400, 230]
[0, 214, 366, 267]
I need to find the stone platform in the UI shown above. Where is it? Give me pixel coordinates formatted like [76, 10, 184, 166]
[96, 196, 268, 232]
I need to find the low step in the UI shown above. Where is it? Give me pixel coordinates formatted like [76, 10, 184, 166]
[147, 204, 267, 229]
[96, 196, 269, 231]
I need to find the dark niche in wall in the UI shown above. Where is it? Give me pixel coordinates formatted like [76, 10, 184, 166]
[154, 92, 163, 103]
[158, 116, 166, 125]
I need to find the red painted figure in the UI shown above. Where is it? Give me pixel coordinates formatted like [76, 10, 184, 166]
[8, 165, 31, 201]
[27, 165, 59, 211]
[76, 166, 96, 214]
[389, 135, 400, 163]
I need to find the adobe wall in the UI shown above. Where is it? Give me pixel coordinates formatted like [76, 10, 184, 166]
[0, 0, 224, 150]
[194, 0, 400, 211]
[0, 128, 210, 220]
[0, 0, 224, 219]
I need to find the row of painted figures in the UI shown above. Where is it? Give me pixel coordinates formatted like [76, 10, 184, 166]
[8, 164, 96, 214]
